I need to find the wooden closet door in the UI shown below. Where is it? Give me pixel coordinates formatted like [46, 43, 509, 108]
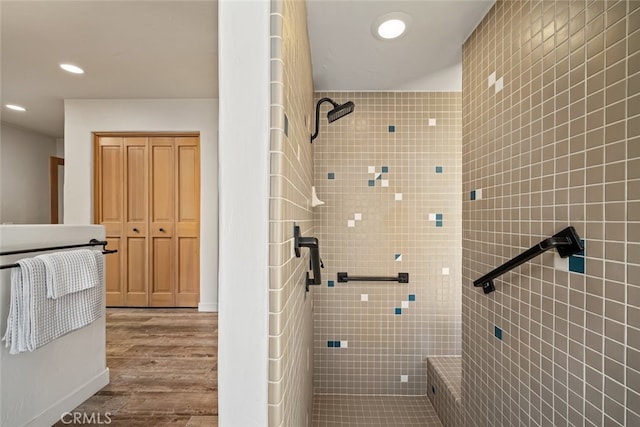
[96, 133, 200, 308]
[95, 137, 125, 306]
[149, 137, 176, 306]
[124, 137, 149, 306]
[175, 137, 200, 307]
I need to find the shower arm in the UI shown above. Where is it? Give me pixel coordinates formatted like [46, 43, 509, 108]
[310, 98, 339, 143]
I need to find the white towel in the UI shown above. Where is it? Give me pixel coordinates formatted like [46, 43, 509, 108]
[36, 249, 101, 299]
[3, 253, 104, 354]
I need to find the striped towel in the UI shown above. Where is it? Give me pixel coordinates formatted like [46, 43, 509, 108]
[2, 254, 104, 355]
[36, 249, 101, 299]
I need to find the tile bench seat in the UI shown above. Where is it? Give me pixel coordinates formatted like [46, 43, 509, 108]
[426, 356, 462, 427]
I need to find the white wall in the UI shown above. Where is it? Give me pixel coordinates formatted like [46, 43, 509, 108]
[0, 124, 57, 224]
[218, 0, 270, 425]
[55, 138, 64, 157]
[63, 99, 218, 311]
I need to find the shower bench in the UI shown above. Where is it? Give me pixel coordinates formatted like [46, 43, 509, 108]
[426, 356, 462, 427]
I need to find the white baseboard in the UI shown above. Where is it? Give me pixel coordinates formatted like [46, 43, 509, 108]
[26, 368, 110, 427]
[198, 302, 218, 312]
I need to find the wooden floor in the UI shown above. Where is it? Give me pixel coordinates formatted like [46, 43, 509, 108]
[54, 308, 218, 427]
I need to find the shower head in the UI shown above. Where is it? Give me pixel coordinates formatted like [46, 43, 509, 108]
[310, 97, 355, 143]
[327, 101, 355, 123]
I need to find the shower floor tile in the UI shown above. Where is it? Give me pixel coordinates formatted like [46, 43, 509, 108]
[311, 394, 443, 427]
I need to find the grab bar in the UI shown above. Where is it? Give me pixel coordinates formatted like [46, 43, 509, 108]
[473, 226, 583, 294]
[294, 224, 322, 291]
[0, 239, 118, 270]
[337, 272, 409, 283]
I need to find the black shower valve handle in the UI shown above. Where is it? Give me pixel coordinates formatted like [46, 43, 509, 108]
[293, 224, 322, 291]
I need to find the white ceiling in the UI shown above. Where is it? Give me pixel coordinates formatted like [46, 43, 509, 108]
[307, 0, 494, 91]
[1, 0, 218, 138]
[1, 0, 493, 139]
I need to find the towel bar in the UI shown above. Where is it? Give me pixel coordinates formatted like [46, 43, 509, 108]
[0, 239, 117, 270]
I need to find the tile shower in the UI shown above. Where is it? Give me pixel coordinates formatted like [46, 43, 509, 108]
[313, 92, 462, 396]
[270, 1, 465, 422]
[270, 0, 639, 426]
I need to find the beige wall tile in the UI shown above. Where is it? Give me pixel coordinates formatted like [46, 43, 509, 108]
[268, 0, 315, 425]
[463, 1, 638, 426]
[313, 91, 462, 395]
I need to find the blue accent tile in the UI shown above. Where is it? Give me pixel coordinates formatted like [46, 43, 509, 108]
[569, 256, 585, 274]
[368, 180, 375, 186]
[376, 174, 382, 180]
[388, 125, 395, 132]
[335, 341, 341, 348]
[470, 190, 476, 201]
[495, 326, 503, 340]
[395, 253, 401, 260]
[436, 220, 443, 228]
[432, 385, 436, 394]
[435, 166, 443, 173]
[382, 166, 389, 173]
[328, 280, 335, 288]
[328, 172, 335, 180]
[436, 213, 443, 220]
[395, 308, 402, 315]
[577, 239, 585, 256]
[284, 113, 289, 137]
[328, 341, 334, 347]
[408, 294, 416, 302]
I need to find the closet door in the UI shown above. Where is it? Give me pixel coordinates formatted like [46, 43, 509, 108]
[95, 137, 125, 306]
[149, 137, 176, 307]
[124, 137, 149, 306]
[175, 137, 200, 307]
[95, 133, 200, 307]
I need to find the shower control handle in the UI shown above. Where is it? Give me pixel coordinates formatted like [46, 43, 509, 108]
[293, 224, 322, 292]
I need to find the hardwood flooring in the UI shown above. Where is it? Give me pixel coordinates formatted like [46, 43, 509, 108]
[54, 308, 218, 427]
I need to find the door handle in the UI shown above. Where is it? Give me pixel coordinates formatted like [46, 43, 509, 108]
[133, 228, 139, 232]
[159, 228, 165, 232]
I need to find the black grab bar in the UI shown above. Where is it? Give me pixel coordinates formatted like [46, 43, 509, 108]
[473, 226, 583, 294]
[337, 272, 409, 283]
[0, 239, 118, 270]
[294, 225, 322, 291]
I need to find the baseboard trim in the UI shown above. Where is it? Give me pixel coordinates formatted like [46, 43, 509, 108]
[198, 302, 218, 312]
[25, 368, 110, 427]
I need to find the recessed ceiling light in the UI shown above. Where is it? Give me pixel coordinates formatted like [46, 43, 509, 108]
[372, 12, 412, 41]
[60, 63, 85, 74]
[6, 104, 27, 112]
[378, 19, 406, 39]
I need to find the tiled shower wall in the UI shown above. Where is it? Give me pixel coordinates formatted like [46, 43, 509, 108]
[313, 91, 462, 395]
[463, 1, 639, 426]
[268, 0, 315, 425]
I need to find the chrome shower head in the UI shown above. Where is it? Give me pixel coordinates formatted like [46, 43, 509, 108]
[310, 97, 355, 143]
